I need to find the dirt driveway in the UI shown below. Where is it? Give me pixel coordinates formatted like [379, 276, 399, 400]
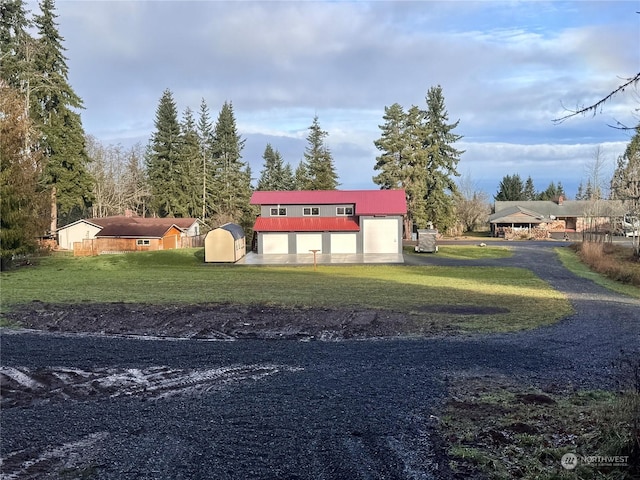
[1, 242, 639, 479]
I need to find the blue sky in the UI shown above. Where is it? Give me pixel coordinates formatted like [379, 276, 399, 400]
[29, 0, 639, 197]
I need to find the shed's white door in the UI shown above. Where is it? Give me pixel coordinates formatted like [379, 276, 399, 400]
[262, 233, 289, 254]
[296, 233, 323, 254]
[330, 233, 357, 254]
[363, 218, 399, 253]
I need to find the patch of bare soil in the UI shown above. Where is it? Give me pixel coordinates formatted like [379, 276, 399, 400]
[3, 301, 459, 340]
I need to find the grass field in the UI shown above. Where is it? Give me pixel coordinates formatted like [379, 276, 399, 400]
[0, 248, 571, 333]
[404, 244, 513, 260]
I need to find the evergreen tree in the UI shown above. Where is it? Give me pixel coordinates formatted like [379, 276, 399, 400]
[31, 0, 93, 231]
[0, 81, 48, 269]
[197, 98, 215, 220]
[146, 88, 182, 217]
[303, 115, 339, 190]
[374, 103, 424, 236]
[257, 144, 294, 190]
[537, 181, 565, 200]
[421, 85, 463, 232]
[524, 176, 536, 200]
[294, 160, 310, 190]
[178, 107, 203, 218]
[495, 174, 525, 201]
[210, 101, 253, 228]
[373, 103, 407, 190]
[575, 181, 585, 200]
[0, 0, 34, 88]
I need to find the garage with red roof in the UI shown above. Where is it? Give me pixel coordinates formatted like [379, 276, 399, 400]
[249, 190, 407, 259]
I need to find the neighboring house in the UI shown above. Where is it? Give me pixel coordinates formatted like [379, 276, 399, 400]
[249, 190, 407, 258]
[490, 197, 626, 236]
[56, 219, 104, 251]
[57, 215, 202, 255]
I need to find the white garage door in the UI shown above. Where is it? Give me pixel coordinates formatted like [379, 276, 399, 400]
[330, 233, 357, 254]
[262, 233, 289, 254]
[296, 233, 323, 254]
[363, 218, 399, 254]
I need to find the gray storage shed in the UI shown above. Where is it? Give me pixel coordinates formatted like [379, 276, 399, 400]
[415, 229, 438, 253]
[204, 223, 246, 263]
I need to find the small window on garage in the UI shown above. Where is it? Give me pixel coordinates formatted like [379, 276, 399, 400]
[336, 206, 354, 216]
[136, 239, 150, 246]
[303, 207, 320, 216]
[270, 207, 287, 216]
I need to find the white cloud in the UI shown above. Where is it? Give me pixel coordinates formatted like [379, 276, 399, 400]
[23, 0, 637, 197]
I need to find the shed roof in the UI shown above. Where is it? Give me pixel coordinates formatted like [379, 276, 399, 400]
[253, 217, 360, 232]
[250, 190, 407, 215]
[217, 222, 245, 240]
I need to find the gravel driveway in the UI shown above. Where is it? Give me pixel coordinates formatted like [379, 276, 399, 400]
[1, 243, 639, 479]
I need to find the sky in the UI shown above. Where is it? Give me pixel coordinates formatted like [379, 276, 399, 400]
[26, 0, 640, 197]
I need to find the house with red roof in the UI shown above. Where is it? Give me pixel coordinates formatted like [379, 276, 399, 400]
[249, 190, 407, 259]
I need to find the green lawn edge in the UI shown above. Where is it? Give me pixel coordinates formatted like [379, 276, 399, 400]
[555, 247, 640, 299]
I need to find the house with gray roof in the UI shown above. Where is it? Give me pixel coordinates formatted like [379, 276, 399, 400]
[490, 196, 626, 237]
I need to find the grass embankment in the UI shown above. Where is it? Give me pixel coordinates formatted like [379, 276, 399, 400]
[443, 373, 640, 479]
[556, 243, 640, 299]
[0, 247, 569, 333]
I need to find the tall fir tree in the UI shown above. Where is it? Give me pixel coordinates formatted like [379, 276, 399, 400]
[421, 85, 463, 232]
[197, 98, 215, 220]
[0, 0, 34, 88]
[257, 144, 294, 190]
[374, 104, 429, 237]
[31, 0, 93, 231]
[495, 174, 525, 201]
[146, 88, 182, 217]
[179, 107, 203, 217]
[524, 176, 536, 200]
[302, 115, 339, 190]
[210, 101, 253, 229]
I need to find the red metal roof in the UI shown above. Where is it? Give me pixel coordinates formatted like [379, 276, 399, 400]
[253, 217, 360, 232]
[250, 190, 407, 215]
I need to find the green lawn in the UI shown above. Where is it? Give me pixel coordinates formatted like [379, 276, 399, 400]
[0, 249, 571, 333]
[404, 244, 513, 260]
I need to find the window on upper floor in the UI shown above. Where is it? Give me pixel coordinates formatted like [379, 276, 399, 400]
[303, 207, 320, 216]
[270, 207, 287, 216]
[336, 206, 354, 216]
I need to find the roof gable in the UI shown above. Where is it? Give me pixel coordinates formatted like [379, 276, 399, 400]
[250, 190, 407, 215]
